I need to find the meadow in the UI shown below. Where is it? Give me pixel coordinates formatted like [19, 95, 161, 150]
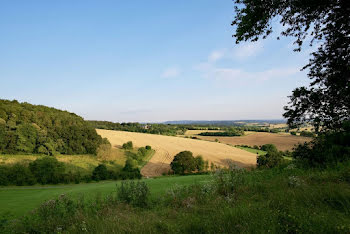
[2, 162, 349, 233]
[0, 151, 126, 177]
[0, 174, 210, 218]
[97, 129, 257, 177]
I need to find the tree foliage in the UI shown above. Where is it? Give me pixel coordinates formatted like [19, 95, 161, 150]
[29, 157, 65, 184]
[232, 0, 350, 131]
[170, 151, 208, 174]
[0, 99, 103, 155]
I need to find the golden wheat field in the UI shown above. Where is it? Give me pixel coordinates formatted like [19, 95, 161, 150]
[183, 130, 224, 136]
[198, 132, 312, 151]
[97, 129, 257, 177]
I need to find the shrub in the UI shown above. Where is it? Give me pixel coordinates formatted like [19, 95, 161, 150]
[29, 157, 65, 184]
[8, 163, 36, 186]
[92, 164, 109, 181]
[0, 166, 9, 186]
[290, 131, 297, 136]
[300, 131, 315, 137]
[145, 145, 151, 150]
[122, 141, 133, 150]
[214, 166, 246, 197]
[260, 144, 278, 153]
[116, 181, 149, 207]
[293, 125, 350, 167]
[257, 151, 283, 168]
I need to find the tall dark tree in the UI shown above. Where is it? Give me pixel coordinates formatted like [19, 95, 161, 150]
[170, 151, 196, 174]
[232, 0, 350, 132]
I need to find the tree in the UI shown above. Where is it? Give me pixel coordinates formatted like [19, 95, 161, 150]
[232, 0, 350, 131]
[194, 155, 205, 172]
[170, 151, 196, 174]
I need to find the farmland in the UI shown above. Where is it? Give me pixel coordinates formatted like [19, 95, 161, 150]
[197, 132, 312, 151]
[97, 129, 257, 177]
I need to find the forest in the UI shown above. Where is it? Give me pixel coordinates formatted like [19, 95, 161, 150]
[89, 120, 187, 135]
[0, 99, 104, 155]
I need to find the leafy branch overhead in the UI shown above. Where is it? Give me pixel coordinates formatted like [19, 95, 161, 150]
[232, 0, 350, 131]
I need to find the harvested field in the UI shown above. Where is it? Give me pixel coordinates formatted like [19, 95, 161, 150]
[97, 129, 257, 177]
[183, 130, 224, 136]
[198, 132, 312, 151]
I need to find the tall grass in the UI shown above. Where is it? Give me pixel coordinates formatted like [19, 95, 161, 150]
[2, 162, 350, 233]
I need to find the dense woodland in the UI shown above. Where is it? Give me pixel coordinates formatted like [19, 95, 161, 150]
[0, 100, 103, 155]
[89, 121, 187, 135]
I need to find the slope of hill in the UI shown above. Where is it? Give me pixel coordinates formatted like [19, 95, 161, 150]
[0, 99, 103, 155]
[97, 129, 257, 177]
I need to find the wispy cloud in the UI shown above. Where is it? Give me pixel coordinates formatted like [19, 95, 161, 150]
[208, 50, 226, 62]
[195, 62, 299, 84]
[161, 67, 181, 78]
[232, 41, 263, 59]
[205, 42, 263, 65]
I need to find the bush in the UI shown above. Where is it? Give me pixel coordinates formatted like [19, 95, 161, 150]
[8, 163, 36, 186]
[260, 144, 278, 153]
[293, 124, 350, 166]
[29, 157, 65, 184]
[257, 151, 283, 168]
[214, 166, 246, 197]
[290, 131, 297, 135]
[0, 166, 9, 186]
[92, 164, 109, 181]
[300, 131, 315, 137]
[122, 141, 133, 150]
[116, 181, 149, 207]
[145, 145, 151, 150]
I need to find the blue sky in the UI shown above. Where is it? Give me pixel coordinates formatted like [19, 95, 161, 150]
[0, 0, 312, 122]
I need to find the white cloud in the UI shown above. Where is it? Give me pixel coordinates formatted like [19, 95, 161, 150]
[196, 63, 299, 83]
[208, 50, 225, 62]
[161, 67, 181, 78]
[232, 41, 263, 59]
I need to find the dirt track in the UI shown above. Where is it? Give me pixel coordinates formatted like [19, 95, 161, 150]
[97, 129, 257, 177]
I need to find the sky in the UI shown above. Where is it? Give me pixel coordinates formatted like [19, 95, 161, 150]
[0, 0, 313, 122]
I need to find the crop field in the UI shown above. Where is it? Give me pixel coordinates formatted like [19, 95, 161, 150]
[198, 132, 312, 151]
[0, 174, 210, 218]
[97, 129, 257, 177]
[183, 130, 224, 136]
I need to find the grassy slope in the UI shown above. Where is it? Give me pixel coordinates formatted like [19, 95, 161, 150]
[69, 163, 350, 233]
[235, 146, 267, 155]
[0, 175, 210, 218]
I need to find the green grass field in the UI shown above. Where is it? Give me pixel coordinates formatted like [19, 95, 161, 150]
[235, 146, 267, 155]
[0, 174, 210, 218]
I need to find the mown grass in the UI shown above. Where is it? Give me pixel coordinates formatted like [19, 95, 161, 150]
[0, 174, 210, 218]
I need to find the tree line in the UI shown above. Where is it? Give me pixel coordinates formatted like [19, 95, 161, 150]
[0, 99, 104, 155]
[89, 121, 187, 136]
[0, 156, 142, 186]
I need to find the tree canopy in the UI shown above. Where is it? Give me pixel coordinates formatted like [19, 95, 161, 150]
[232, 0, 350, 132]
[0, 99, 103, 155]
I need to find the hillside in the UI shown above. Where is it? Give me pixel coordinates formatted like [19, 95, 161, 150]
[0, 100, 103, 155]
[97, 129, 257, 177]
